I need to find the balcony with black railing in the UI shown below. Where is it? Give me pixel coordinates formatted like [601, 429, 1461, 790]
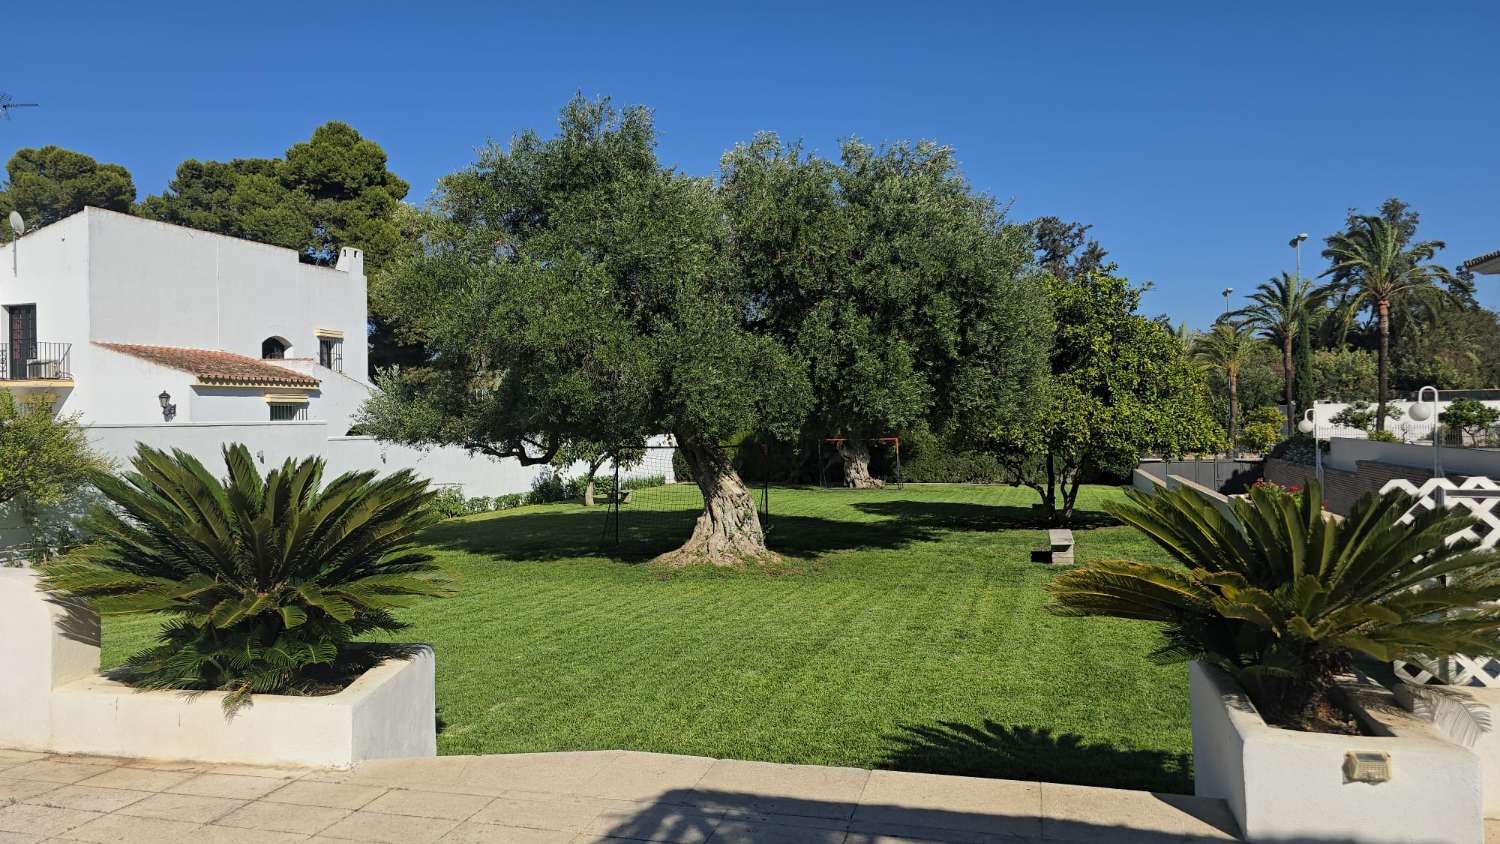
[1, 342, 73, 381]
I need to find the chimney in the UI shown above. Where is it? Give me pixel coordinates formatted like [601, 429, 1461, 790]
[336, 247, 364, 277]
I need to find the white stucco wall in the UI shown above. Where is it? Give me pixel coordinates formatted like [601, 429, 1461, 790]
[0, 212, 92, 416]
[1292, 399, 1500, 444]
[83, 209, 368, 383]
[83, 422, 545, 498]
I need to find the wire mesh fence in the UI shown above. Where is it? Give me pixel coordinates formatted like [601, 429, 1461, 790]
[599, 444, 770, 550]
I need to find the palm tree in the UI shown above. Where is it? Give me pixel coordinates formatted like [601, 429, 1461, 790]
[1193, 320, 1258, 457]
[1321, 216, 1457, 431]
[1232, 272, 1330, 436]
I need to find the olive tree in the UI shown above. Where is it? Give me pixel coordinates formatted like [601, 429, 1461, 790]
[719, 135, 1049, 486]
[361, 97, 809, 567]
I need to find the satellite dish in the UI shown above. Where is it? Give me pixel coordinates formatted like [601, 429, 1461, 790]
[8, 212, 22, 237]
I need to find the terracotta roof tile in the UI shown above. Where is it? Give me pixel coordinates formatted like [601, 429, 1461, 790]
[95, 343, 320, 388]
[1464, 248, 1500, 273]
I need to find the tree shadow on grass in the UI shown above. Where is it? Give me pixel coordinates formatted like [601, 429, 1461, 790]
[852, 500, 1117, 531]
[420, 491, 1117, 566]
[420, 507, 953, 564]
[880, 719, 1191, 794]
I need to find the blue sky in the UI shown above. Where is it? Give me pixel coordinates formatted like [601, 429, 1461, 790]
[4, 1, 1497, 327]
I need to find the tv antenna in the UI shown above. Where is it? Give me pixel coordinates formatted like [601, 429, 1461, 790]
[0, 93, 39, 120]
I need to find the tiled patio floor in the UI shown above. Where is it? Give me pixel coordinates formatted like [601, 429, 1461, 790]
[0, 744, 1405, 843]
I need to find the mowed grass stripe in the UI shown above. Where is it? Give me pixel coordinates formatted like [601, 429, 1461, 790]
[100, 483, 1191, 793]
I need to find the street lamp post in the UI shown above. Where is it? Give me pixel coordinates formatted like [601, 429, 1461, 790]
[1297, 403, 1322, 486]
[1221, 287, 1233, 317]
[1289, 233, 1309, 280]
[1406, 385, 1442, 478]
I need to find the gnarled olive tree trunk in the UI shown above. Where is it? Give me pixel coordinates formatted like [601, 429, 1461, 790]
[837, 436, 884, 489]
[658, 434, 774, 567]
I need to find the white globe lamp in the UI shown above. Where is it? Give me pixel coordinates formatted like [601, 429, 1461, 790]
[1408, 402, 1432, 422]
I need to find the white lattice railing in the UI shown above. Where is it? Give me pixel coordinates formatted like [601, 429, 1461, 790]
[1384, 476, 1500, 687]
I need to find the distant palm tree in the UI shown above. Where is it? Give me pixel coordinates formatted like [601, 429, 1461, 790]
[1232, 272, 1331, 436]
[1322, 216, 1457, 431]
[1193, 320, 1259, 457]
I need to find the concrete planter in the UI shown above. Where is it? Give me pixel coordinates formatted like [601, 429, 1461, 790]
[1190, 661, 1483, 843]
[1398, 683, 1500, 818]
[1, 567, 437, 768]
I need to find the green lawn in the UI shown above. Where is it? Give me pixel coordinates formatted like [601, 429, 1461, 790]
[101, 483, 1193, 793]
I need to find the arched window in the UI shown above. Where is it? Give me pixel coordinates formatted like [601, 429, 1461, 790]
[261, 337, 289, 359]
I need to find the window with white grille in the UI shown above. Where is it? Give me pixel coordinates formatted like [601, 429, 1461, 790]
[318, 336, 343, 372]
[269, 403, 307, 421]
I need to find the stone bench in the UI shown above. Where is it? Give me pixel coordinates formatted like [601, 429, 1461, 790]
[1044, 528, 1074, 564]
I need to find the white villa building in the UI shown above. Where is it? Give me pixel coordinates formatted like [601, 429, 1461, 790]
[0, 207, 539, 509]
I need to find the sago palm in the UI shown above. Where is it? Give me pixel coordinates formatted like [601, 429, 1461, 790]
[1321, 216, 1457, 431]
[1232, 272, 1330, 437]
[1192, 320, 1258, 457]
[1047, 481, 1500, 727]
[42, 443, 453, 711]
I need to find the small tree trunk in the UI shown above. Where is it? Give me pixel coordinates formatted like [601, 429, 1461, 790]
[584, 478, 595, 507]
[657, 434, 774, 568]
[1376, 299, 1390, 432]
[837, 437, 883, 489]
[1282, 335, 1295, 438]
[1228, 371, 1240, 458]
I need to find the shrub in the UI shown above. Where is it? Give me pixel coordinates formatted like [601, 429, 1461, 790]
[527, 470, 577, 504]
[493, 493, 525, 510]
[621, 473, 667, 491]
[1267, 432, 1326, 466]
[1330, 399, 1401, 433]
[1244, 406, 1285, 429]
[672, 448, 692, 483]
[902, 450, 1005, 484]
[427, 486, 466, 519]
[1238, 421, 1283, 454]
[1367, 429, 1399, 443]
[1046, 481, 1500, 729]
[41, 444, 452, 711]
[1440, 398, 1500, 445]
[465, 496, 493, 514]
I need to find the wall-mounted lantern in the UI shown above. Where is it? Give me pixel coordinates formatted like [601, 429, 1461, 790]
[158, 390, 176, 422]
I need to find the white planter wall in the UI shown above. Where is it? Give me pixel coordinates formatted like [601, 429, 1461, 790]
[0, 568, 437, 768]
[1190, 662, 1483, 843]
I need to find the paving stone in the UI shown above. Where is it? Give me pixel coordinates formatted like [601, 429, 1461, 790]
[361, 788, 493, 820]
[76, 766, 196, 792]
[470, 795, 616, 832]
[216, 799, 350, 834]
[42, 755, 132, 767]
[57, 811, 200, 842]
[117, 791, 247, 823]
[171, 773, 292, 800]
[437, 822, 579, 843]
[0, 777, 62, 804]
[853, 771, 1041, 839]
[195, 825, 313, 843]
[22, 784, 152, 812]
[205, 764, 309, 780]
[709, 819, 849, 844]
[0, 802, 102, 837]
[587, 803, 724, 843]
[843, 821, 996, 844]
[1038, 784, 1238, 843]
[694, 760, 868, 819]
[461, 752, 621, 797]
[0, 830, 44, 844]
[2, 760, 108, 785]
[317, 756, 476, 791]
[316, 810, 460, 843]
[121, 758, 211, 773]
[574, 753, 716, 804]
[0, 752, 46, 765]
[263, 779, 388, 810]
